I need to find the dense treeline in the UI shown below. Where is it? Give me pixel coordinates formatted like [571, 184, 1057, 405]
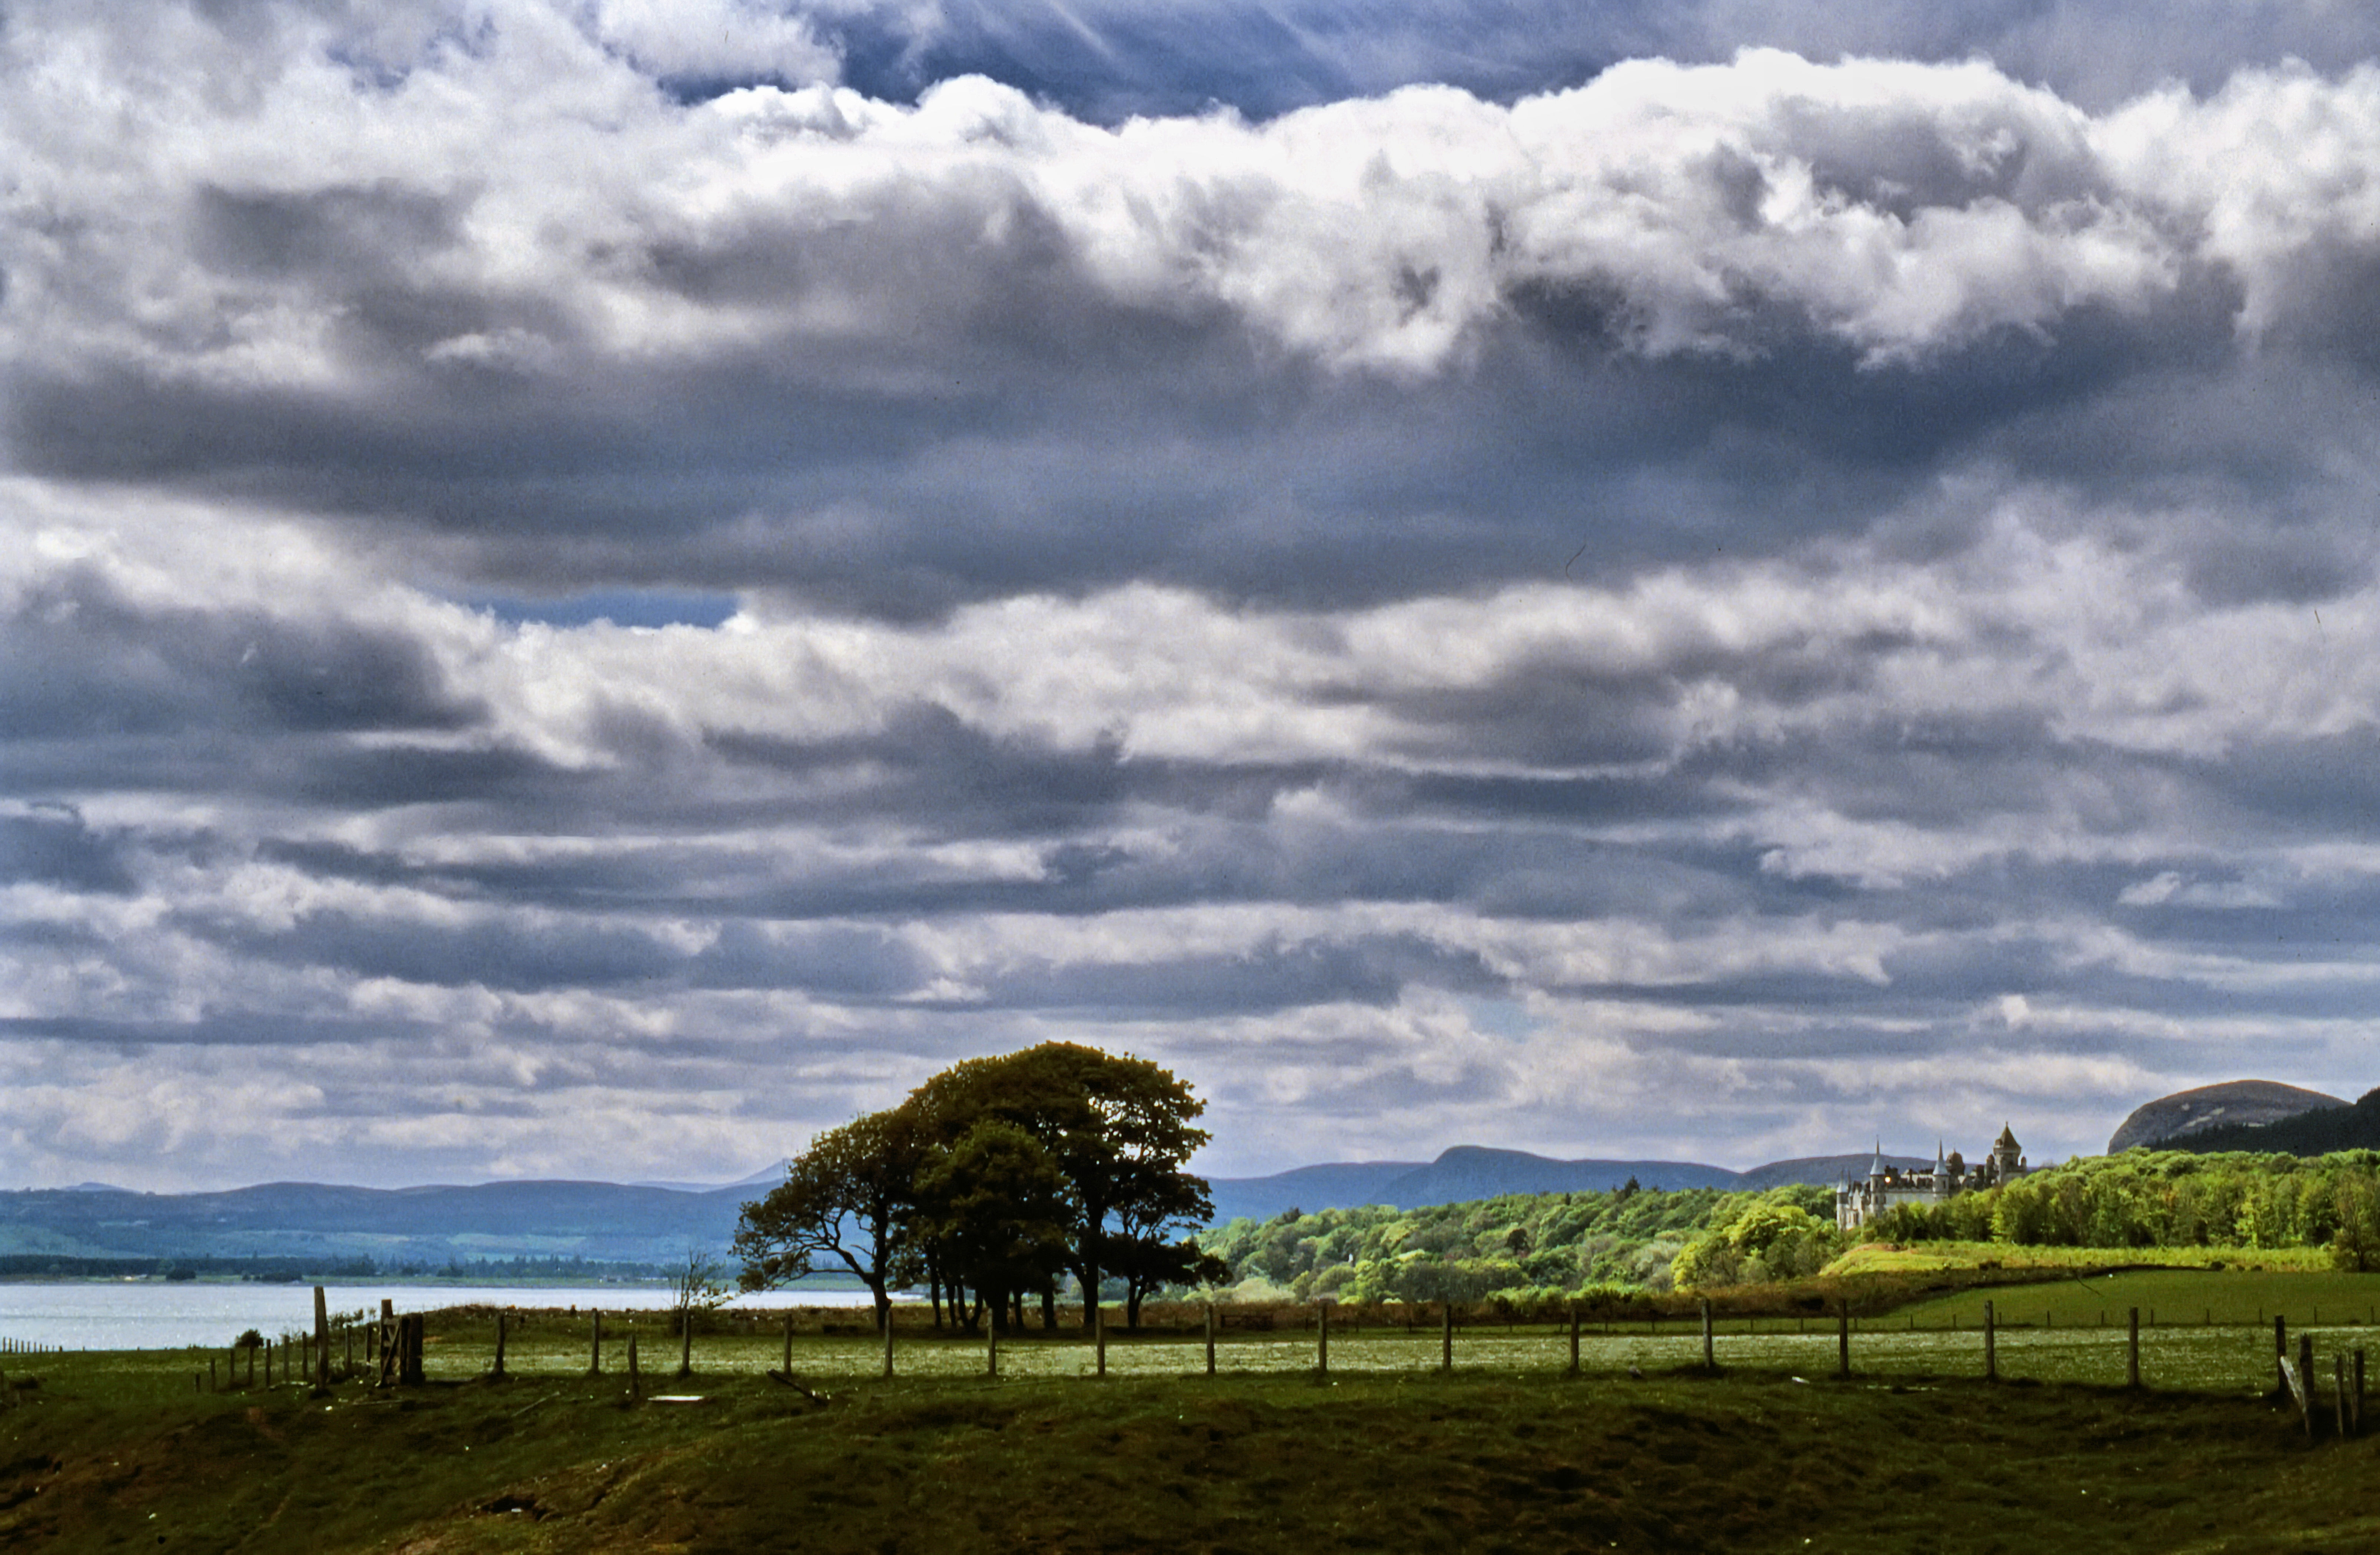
[1863, 1149, 2380, 1268]
[2169, 1088, 2380, 1156]
[1204, 1183, 1840, 1302]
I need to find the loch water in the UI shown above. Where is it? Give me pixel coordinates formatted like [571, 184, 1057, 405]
[0, 1280, 890, 1352]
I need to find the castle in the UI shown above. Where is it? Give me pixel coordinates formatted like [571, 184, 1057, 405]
[1835, 1124, 2029, 1232]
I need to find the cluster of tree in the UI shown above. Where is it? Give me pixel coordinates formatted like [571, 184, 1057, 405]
[1202, 1183, 1839, 1303]
[1860, 1148, 2380, 1268]
[734, 1043, 1219, 1334]
[1669, 1198, 1842, 1289]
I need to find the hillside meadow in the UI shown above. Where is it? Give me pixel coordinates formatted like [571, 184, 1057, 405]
[9, 1277, 2380, 1554]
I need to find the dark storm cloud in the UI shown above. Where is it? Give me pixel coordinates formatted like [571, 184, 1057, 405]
[0, 805, 138, 894]
[0, 562, 480, 739]
[8, 22, 2324, 617]
[0, 1010, 440, 1048]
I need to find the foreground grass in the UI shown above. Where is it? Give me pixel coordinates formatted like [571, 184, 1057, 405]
[8, 1314, 2380, 1554]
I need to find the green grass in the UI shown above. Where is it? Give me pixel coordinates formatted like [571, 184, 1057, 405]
[9, 1300, 2380, 1552]
[1826, 1241, 2334, 1276]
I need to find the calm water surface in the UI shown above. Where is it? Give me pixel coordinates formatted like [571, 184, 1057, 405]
[0, 1282, 890, 1351]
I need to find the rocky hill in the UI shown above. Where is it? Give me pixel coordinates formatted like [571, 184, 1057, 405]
[2106, 1079, 2345, 1153]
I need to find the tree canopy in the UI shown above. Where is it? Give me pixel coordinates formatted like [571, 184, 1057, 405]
[1863, 1146, 2380, 1267]
[734, 1042, 1213, 1332]
[1201, 1184, 1839, 1304]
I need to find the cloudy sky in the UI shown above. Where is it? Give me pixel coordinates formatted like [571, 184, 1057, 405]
[8, 0, 2380, 1191]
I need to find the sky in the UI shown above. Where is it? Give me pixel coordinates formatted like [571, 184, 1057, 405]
[7, 0, 2380, 1191]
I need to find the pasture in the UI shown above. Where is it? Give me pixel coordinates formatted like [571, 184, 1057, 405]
[7, 1269, 2380, 1552]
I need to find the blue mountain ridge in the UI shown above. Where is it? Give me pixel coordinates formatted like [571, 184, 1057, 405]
[1, 1148, 1930, 1269]
[1204, 1146, 1929, 1225]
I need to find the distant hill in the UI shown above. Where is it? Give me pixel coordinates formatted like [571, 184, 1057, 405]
[2165, 1086, 2380, 1156]
[1206, 1162, 1423, 1226]
[1733, 1153, 1928, 1191]
[0, 1178, 752, 1271]
[7, 1141, 1960, 1271]
[2108, 1080, 2347, 1153]
[1204, 1146, 1929, 1223]
[1378, 1147, 1739, 1204]
[631, 1161, 790, 1193]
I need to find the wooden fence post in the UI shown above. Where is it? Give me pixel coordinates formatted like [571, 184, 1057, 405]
[2355, 1348, 2366, 1436]
[313, 1287, 330, 1390]
[494, 1311, 508, 1381]
[589, 1312, 603, 1377]
[1205, 1303, 1216, 1377]
[209, 1356, 217, 1393]
[783, 1312, 794, 1379]
[2276, 1314, 2288, 1397]
[678, 1310, 693, 1380]
[1701, 1300, 1714, 1371]
[1836, 1304, 1850, 1380]
[1441, 1303, 1454, 1373]
[2277, 1344, 2312, 1440]
[1317, 1302, 1330, 1376]
[1569, 1308, 1580, 1375]
[2336, 1354, 2348, 1440]
[265, 1340, 274, 1390]
[379, 1299, 396, 1387]
[2128, 1308, 2140, 1389]
[883, 1309, 895, 1380]
[1985, 1300, 1996, 1383]
[2300, 1334, 2315, 1435]
[627, 1331, 641, 1399]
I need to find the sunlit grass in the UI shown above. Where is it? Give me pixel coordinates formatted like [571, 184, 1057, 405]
[321, 1294, 2376, 1403]
[1828, 1241, 2334, 1276]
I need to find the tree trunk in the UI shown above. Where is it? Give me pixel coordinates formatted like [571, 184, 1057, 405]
[1041, 1284, 1058, 1331]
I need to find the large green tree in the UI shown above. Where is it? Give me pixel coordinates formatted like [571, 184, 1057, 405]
[734, 1042, 1214, 1331]
[732, 1107, 925, 1333]
[906, 1041, 1211, 1329]
[913, 1118, 1074, 1333]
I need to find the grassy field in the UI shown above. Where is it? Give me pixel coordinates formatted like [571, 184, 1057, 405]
[9, 1282, 2380, 1553]
[1827, 1241, 2335, 1277]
